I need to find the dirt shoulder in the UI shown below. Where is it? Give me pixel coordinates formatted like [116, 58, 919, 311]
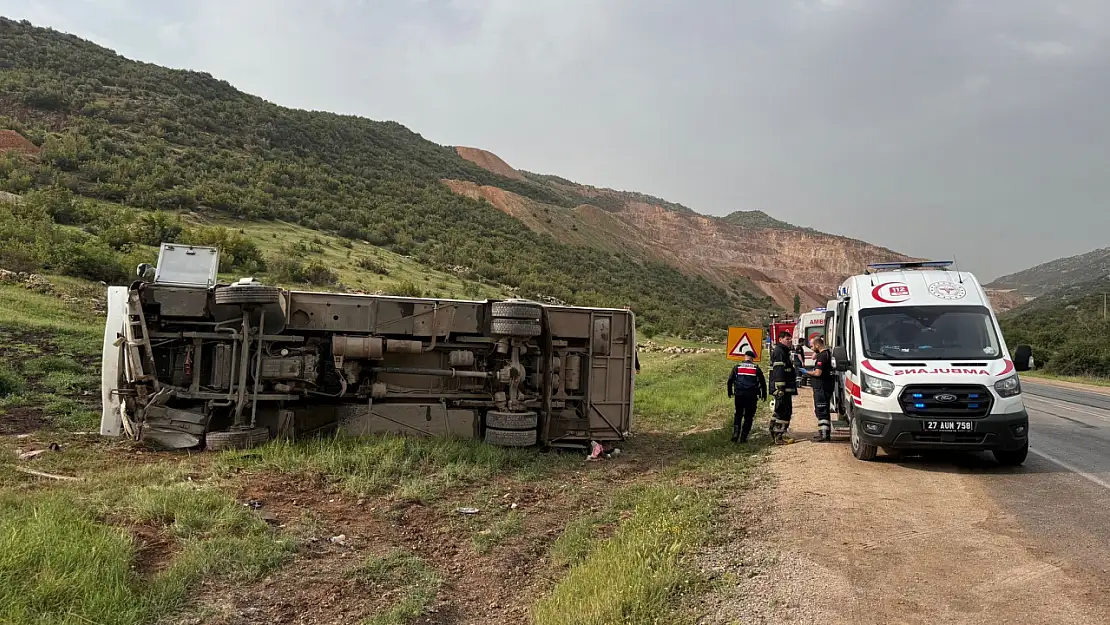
[695, 390, 1110, 625]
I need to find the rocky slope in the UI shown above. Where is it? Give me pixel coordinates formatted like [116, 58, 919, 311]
[988, 247, 1110, 298]
[450, 148, 911, 311]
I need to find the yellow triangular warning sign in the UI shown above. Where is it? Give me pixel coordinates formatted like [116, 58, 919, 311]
[729, 333, 754, 357]
[726, 326, 763, 361]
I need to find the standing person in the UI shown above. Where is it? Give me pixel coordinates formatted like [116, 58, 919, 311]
[727, 350, 767, 443]
[794, 338, 808, 388]
[769, 331, 798, 444]
[806, 336, 834, 442]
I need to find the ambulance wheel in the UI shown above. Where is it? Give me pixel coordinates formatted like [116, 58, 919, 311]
[993, 442, 1028, 466]
[850, 417, 877, 461]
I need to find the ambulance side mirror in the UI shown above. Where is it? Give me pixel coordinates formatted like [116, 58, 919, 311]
[1013, 345, 1034, 372]
[832, 346, 850, 372]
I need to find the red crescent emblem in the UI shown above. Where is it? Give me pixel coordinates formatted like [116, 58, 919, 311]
[872, 282, 910, 304]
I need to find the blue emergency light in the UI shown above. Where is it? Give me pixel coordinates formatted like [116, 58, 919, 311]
[867, 261, 954, 271]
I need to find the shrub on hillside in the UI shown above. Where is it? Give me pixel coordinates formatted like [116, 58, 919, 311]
[0, 366, 24, 398]
[356, 256, 389, 275]
[388, 280, 423, 298]
[268, 256, 338, 286]
[180, 226, 265, 274]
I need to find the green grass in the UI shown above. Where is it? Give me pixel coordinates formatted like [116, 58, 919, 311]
[1023, 369, 1110, 388]
[0, 482, 293, 625]
[529, 349, 770, 624]
[548, 509, 622, 569]
[348, 551, 442, 625]
[0, 283, 103, 355]
[532, 485, 713, 625]
[0, 365, 24, 398]
[471, 509, 524, 554]
[0, 283, 104, 432]
[634, 352, 734, 432]
[205, 218, 510, 300]
[216, 434, 570, 501]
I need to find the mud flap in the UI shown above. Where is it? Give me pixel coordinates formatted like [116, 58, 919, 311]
[134, 388, 206, 449]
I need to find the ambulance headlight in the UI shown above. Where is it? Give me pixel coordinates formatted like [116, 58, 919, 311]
[861, 372, 894, 398]
[994, 375, 1022, 398]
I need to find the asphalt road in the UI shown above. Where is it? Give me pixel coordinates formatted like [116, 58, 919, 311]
[982, 379, 1110, 592]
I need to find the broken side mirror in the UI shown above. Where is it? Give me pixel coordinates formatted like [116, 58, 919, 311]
[1013, 345, 1033, 372]
[832, 346, 850, 372]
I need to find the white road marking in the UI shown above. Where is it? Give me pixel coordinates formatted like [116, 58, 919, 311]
[1029, 448, 1110, 492]
[1024, 394, 1110, 424]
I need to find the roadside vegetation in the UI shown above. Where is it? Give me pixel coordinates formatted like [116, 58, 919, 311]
[0, 276, 765, 624]
[1000, 275, 1110, 378]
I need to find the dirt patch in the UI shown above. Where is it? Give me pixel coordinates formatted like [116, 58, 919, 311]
[694, 391, 1110, 624]
[130, 523, 182, 578]
[182, 459, 643, 625]
[1, 406, 48, 435]
[0, 129, 39, 157]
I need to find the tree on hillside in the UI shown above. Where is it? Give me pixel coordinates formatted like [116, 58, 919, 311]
[793, 293, 801, 316]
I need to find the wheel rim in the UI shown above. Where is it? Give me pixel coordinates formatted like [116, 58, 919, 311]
[850, 417, 859, 453]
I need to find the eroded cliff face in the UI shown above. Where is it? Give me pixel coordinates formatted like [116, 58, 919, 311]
[612, 201, 910, 309]
[985, 289, 1032, 313]
[454, 147, 526, 181]
[450, 148, 912, 311]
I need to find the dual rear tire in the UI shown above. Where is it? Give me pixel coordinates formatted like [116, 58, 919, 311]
[483, 410, 538, 447]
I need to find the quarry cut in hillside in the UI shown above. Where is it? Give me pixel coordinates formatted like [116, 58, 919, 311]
[448, 149, 911, 311]
[453, 147, 526, 181]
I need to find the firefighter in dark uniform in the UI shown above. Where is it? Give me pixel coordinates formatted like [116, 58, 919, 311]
[806, 336, 834, 442]
[727, 350, 767, 443]
[769, 331, 798, 444]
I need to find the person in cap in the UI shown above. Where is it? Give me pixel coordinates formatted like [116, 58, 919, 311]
[768, 330, 799, 444]
[727, 349, 767, 443]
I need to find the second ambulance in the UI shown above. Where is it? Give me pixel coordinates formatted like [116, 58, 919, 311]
[824, 261, 1033, 465]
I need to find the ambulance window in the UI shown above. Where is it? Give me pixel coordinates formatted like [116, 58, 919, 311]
[848, 319, 856, 372]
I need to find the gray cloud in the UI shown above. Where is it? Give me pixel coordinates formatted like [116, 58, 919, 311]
[2, 0, 1107, 279]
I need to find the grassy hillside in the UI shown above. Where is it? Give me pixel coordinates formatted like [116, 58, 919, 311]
[0, 17, 743, 337]
[1000, 275, 1110, 377]
[988, 246, 1110, 297]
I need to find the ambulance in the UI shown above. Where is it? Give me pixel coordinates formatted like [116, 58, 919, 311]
[792, 309, 827, 368]
[825, 261, 1034, 465]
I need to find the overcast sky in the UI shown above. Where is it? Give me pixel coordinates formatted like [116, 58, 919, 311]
[3, 0, 1109, 280]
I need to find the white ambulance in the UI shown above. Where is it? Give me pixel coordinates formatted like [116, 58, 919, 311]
[792, 309, 827, 368]
[825, 261, 1034, 465]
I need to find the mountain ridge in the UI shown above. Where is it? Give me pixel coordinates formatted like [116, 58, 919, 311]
[0, 16, 910, 334]
[449, 147, 911, 311]
[988, 246, 1110, 298]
